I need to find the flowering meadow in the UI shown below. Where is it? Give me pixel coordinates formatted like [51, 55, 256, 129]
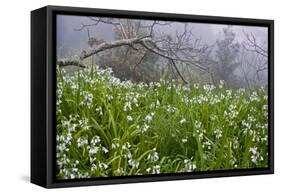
[56, 66, 268, 180]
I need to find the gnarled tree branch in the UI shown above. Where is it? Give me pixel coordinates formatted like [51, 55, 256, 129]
[79, 36, 152, 59]
[57, 34, 212, 84]
[57, 59, 86, 68]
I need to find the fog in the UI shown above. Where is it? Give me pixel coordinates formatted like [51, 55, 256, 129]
[57, 15, 268, 89]
[57, 15, 267, 55]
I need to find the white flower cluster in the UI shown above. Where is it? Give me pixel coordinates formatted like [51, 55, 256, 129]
[137, 124, 149, 133]
[95, 106, 103, 115]
[79, 91, 93, 107]
[56, 65, 268, 178]
[77, 136, 88, 147]
[214, 128, 222, 139]
[182, 158, 196, 172]
[147, 148, 159, 163]
[146, 165, 161, 174]
[166, 105, 177, 113]
[249, 147, 264, 165]
[193, 120, 205, 141]
[145, 112, 155, 123]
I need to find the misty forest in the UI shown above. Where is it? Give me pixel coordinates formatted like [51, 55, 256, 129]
[56, 15, 269, 180]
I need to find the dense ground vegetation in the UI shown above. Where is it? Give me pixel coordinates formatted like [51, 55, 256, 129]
[56, 66, 268, 180]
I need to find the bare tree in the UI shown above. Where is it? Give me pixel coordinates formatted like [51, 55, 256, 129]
[58, 17, 214, 84]
[242, 31, 268, 87]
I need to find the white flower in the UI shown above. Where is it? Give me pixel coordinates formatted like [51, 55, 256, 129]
[143, 124, 149, 133]
[77, 137, 88, 147]
[70, 174, 75, 179]
[127, 115, 133, 122]
[99, 163, 108, 170]
[105, 94, 113, 100]
[152, 165, 161, 174]
[102, 147, 109, 154]
[194, 120, 202, 129]
[85, 92, 93, 106]
[166, 105, 177, 113]
[122, 142, 131, 150]
[202, 140, 212, 150]
[180, 118, 186, 124]
[193, 83, 199, 89]
[182, 138, 188, 143]
[91, 164, 97, 171]
[115, 168, 124, 175]
[123, 102, 132, 112]
[126, 142, 131, 148]
[138, 124, 149, 133]
[249, 146, 261, 164]
[95, 106, 103, 115]
[147, 149, 159, 163]
[203, 84, 215, 92]
[91, 136, 101, 145]
[145, 115, 153, 123]
[156, 100, 160, 106]
[128, 159, 139, 169]
[249, 147, 258, 155]
[250, 92, 260, 102]
[183, 158, 196, 172]
[251, 155, 258, 164]
[188, 163, 196, 172]
[90, 157, 96, 163]
[214, 128, 222, 139]
[132, 97, 138, 104]
[89, 146, 99, 154]
[112, 142, 120, 149]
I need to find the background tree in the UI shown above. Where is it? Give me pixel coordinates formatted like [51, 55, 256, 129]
[96, 19, 160, 82]
[212, 26, 241, 88]
[242, 31, 268, 88]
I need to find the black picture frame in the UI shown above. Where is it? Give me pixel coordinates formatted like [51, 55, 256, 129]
[31, 5, 274, 188]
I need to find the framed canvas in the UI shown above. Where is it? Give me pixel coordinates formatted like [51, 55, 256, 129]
[31, 5, 274, 188]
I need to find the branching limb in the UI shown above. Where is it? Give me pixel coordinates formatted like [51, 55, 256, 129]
[79, 36, 152, 59]
[57, 59, 86, 68]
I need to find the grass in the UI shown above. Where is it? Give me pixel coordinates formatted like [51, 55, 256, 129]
[56, 65, 268, 180]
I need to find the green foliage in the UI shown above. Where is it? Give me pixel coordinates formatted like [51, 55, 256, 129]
[56, 66, 268, 180]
